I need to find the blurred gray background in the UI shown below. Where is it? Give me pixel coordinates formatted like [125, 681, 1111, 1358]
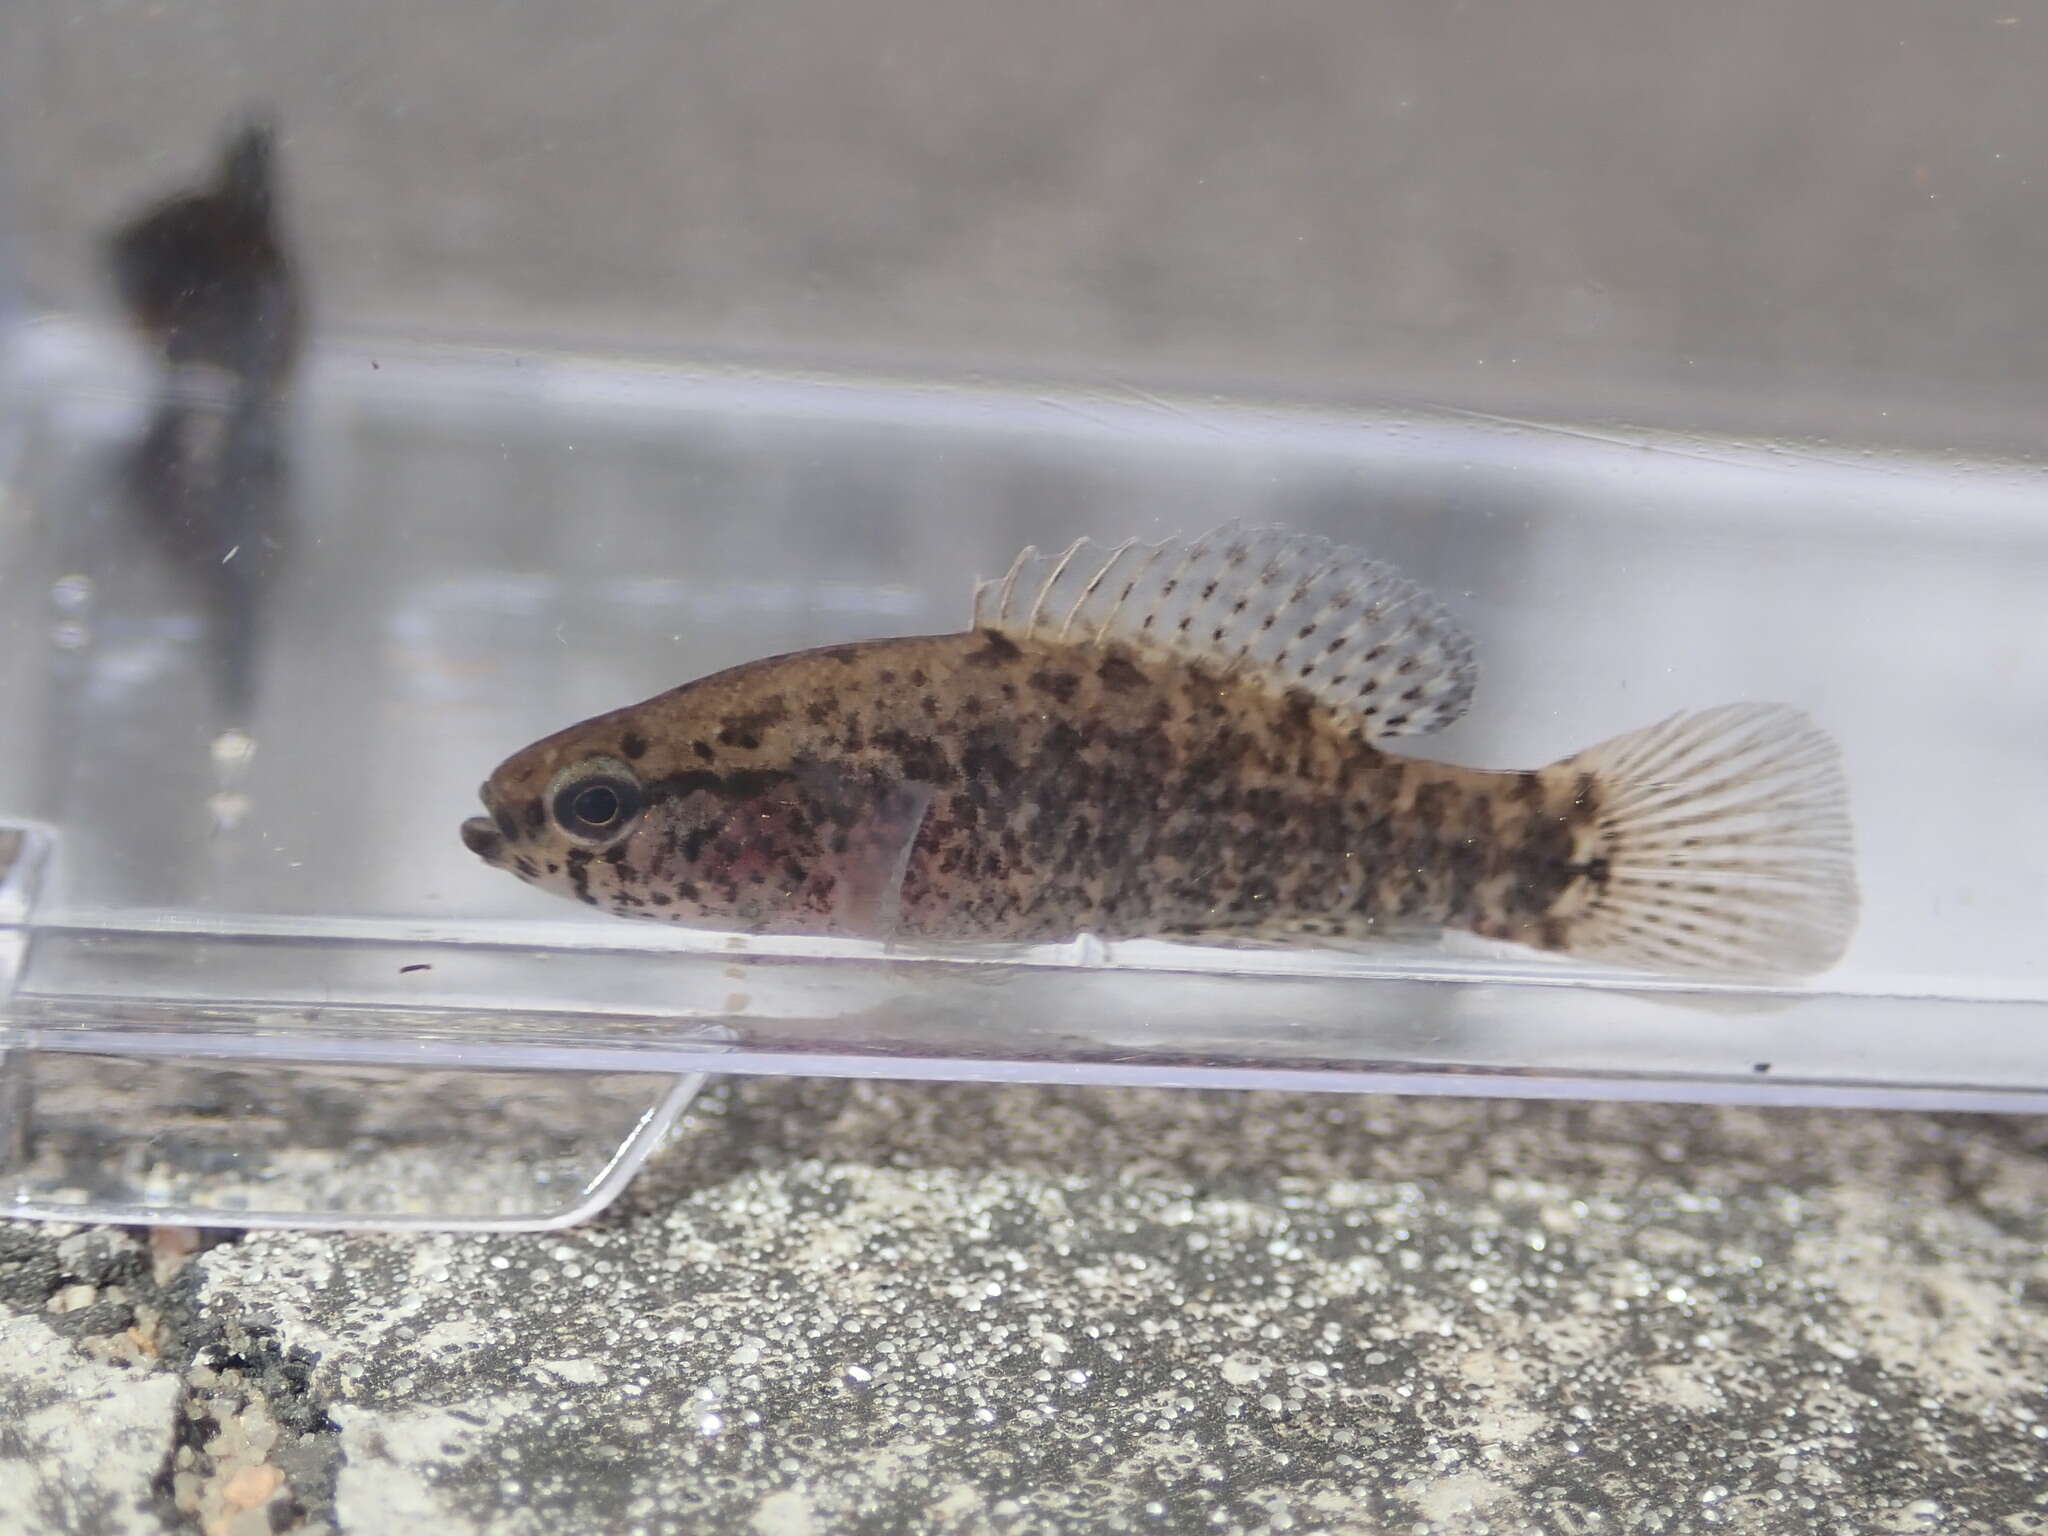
[5, 0, 2046, 455]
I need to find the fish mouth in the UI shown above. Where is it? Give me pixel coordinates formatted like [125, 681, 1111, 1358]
[461, 815, 506, 865]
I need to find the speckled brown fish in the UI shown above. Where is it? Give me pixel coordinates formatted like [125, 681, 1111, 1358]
[463, 526, 1857, 977]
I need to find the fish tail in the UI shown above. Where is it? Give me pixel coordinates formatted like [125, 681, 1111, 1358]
[1539, 703, 1858, 977]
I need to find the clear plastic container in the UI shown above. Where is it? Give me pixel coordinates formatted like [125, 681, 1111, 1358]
[3, 4, 2045, 1229]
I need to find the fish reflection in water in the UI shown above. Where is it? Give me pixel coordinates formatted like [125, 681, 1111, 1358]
[106, 119, 301, 388]
[102, 117, 301, 729]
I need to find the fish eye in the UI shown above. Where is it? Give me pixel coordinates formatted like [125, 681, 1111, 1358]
[548, 759, 643, 846]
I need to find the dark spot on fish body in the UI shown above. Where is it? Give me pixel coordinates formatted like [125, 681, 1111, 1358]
[921, 694, 940, 718]
[1538, 916, 1570, 950]
[874, 727, 955, 785]
[811, 792, 860, 830]
[1230, 873, 1279, 915]
[646, 766, 794, 808]
[716, 698, 789, 753]
[1096, 652, 1146, 692]
[522, 800, 546, 836]
[805, 699, 836, 726]
[1277, 688, 1318, 739]
[1498, 804, 1587, 922]
[1410, 781, 1451, 832]
[1442, 833, 1485, 916]
[1037, 719, 1091, 784]
[877, 670, 897, 686]
[961, 736, 1020, 807]
[1158, 812, 1212, 867]
[693, 741, 714, 762]
[492, 806, 520, 841]
[932, 796, 976, 848]
[513, 856, 539, 879]
[650, 891, 671, 907]
[965, 629, 1021, 667]
[620, 731, 649, 760]
[1029, 669, 1082, 706]
[1508, 772, 1544, 806]
[565, 848, 593, 902]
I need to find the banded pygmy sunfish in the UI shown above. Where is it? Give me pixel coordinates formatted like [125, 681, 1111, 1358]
[462, 525, 1857, 978]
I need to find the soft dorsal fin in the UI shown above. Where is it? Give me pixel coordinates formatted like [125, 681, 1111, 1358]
[971, 523, 1478, 739]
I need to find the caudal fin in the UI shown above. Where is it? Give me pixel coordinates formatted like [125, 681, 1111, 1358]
[1552, 704, 1857, 978]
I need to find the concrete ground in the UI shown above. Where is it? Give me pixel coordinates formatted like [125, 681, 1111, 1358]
[5, 1081, 2047, 1534]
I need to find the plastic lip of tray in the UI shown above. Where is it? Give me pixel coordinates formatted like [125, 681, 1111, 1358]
[5, 824, 2047, 1231]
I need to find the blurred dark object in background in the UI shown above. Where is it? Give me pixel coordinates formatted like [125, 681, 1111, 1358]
[104, 119, 301, 391]
[118, 394, 290, 726]
[101, 116, 302, 730]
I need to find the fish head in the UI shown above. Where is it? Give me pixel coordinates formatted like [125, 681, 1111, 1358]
[462, 691, 934, 939]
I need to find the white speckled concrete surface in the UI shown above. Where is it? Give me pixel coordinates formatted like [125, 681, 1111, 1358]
[6, 1084, 2048, 1533]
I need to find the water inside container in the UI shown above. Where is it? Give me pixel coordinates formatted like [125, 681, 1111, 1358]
[0, 319, 2048, 1122]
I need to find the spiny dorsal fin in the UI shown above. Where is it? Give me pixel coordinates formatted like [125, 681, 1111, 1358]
[971, 523, 1477, 738]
